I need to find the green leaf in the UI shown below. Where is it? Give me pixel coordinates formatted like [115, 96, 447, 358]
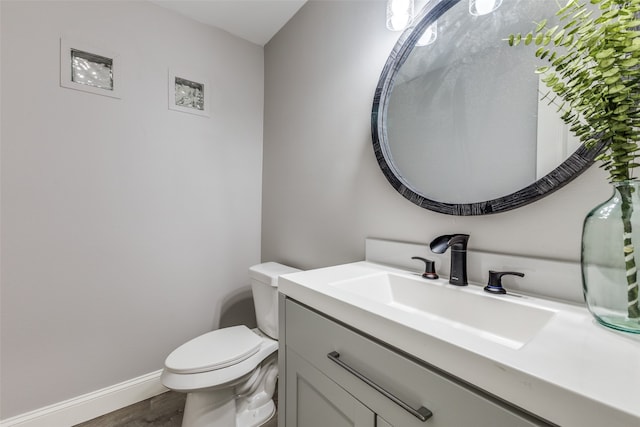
[536, 19, 548, 32]
[605, 75, 621, 84]
[602, 66, 620, 78]
[600, 57, 616, 68]
[525, 33, 533, 45]
[559, 1, 577, 14]
[609, 84, 627, 94]
[614, 104, 632, 114]
[595, 48, 615, 59]
[621, 58, 640, 67]
[562, 33, 576, 46]
[553, 29, 566, 43]
[545, 25, 559, 37]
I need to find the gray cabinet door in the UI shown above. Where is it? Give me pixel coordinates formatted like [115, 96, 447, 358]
[285, 348, 375, 427]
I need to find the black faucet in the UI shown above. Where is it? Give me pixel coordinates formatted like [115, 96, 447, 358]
[429, 234, 470, 286]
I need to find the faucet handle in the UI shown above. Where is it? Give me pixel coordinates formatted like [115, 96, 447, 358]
[411, 257, 439, 280]
[484, 271, 525, 294]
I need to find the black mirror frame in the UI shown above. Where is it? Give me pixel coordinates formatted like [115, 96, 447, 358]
[371, 0, 603, 215]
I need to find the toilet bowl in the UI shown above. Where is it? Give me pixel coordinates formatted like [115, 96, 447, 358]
[161, 262, 300, 427]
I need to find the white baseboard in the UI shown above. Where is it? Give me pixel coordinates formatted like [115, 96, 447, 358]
[0, 370, 168, 427]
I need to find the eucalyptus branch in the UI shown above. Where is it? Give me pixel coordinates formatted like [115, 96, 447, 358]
[508, 0, 640, 182]
[509, 0, 640, 321]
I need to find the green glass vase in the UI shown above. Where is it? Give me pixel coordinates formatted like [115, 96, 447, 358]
[582, 180, 640, 333]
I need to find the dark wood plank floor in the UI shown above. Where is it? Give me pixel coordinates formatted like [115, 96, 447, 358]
[74, 391, 278, 427]
[74, 392, 186, 427]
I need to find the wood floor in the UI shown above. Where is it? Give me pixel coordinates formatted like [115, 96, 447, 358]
[74, 392, 186, 427]
[74, 391, 278, 427]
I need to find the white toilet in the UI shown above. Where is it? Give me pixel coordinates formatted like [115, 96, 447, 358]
[161, 262, 300, 427]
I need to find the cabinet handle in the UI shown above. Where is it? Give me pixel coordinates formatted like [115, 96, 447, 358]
[327, 351, 433, 422]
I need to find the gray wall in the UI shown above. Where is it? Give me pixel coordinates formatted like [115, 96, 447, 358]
[1, 1, 263, 418]
[262, 0, 611, 270]
[0, 0, 615, 420]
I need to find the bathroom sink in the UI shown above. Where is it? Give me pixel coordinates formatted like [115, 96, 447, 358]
[330, 272, 555, 348]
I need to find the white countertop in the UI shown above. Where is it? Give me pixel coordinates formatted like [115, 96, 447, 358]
[279, 261, 640, 427]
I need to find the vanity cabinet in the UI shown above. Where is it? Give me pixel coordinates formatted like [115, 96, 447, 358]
[281, 298, 553, 427]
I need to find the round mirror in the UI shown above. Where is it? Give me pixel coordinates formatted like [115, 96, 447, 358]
[372, 0, 603, 215]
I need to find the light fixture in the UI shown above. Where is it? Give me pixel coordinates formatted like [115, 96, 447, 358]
[386, 0, 502, 45]
[386, 0, 414, 31]
[469, 0, 503, 16]
[416, 21, 437, 46]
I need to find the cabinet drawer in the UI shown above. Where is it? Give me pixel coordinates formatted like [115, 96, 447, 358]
[285, 299, 552, 427]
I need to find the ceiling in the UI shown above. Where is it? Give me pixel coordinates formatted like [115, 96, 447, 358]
[151, 0, 308, 46]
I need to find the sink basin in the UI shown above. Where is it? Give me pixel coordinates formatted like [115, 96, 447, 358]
[330, 272, 556, 349]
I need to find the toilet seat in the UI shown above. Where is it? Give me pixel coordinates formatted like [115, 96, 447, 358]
[165, 325, 262, 374]
[161, 327, 278, 392]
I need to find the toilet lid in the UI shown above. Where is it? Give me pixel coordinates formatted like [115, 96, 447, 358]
[165, 325, 263, 374]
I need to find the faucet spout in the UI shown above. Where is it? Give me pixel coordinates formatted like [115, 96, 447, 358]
[429, 234, 469, 286]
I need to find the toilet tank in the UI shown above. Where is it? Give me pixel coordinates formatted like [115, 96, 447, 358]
[249, 262, 300, 339]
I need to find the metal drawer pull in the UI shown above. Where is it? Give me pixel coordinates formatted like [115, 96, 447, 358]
[327, 351, 433, 422]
